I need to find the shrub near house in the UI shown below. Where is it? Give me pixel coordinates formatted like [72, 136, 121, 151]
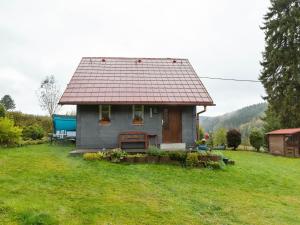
[83, 147, 232, 169]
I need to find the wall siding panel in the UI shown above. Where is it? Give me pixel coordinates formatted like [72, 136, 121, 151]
[76, 105, 196, 149]
[269, 135, 284, 155]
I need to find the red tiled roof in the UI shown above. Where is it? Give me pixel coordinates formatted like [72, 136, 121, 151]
[59, 57, 214, 105]
[267, 128, 300, 135]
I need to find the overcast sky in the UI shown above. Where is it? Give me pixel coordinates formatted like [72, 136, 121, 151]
[0, 0, 269, 117]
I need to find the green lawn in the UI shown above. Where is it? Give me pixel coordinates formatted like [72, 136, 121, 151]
[1, 145, 300, 225]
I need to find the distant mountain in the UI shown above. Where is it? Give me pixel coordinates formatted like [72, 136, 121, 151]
[200, 103, 267, 142]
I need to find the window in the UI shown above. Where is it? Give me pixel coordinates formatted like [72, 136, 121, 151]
[132, 105, 144, 124]
[99, 105, 111, 124]
[285, 135, 294, 146]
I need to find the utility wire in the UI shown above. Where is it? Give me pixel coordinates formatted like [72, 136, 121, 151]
[199, 76, 261, 83]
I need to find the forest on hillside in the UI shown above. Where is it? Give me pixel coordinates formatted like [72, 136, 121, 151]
[200, 103, 267, 144]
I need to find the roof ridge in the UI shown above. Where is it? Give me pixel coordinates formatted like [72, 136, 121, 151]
[81, 56, 188, 60]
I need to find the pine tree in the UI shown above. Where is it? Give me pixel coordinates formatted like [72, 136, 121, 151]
[262, 105, 281, 133]
[260, 0, 300, 128]
[0, 95, 16, 111]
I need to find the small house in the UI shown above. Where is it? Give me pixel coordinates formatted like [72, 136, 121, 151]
[59, 57, 214, 150]
[267, 128, 300, 157]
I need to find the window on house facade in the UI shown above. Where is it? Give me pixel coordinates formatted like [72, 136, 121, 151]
[99, 105, 111, 124]
[132, 105, 144, 124]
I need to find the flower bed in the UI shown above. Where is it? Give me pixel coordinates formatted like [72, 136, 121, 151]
[82, 148, 235, 170]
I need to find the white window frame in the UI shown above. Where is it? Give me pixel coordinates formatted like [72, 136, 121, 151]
[132, 105, 144, 121]
[99, 105, 111, 121]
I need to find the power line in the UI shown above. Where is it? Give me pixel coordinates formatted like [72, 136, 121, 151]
[199, 76, 261, 83]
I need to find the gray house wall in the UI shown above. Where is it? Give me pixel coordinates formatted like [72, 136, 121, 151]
[76, 105, 197, 149]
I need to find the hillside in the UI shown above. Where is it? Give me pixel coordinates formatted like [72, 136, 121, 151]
[200, 103, 267, 142]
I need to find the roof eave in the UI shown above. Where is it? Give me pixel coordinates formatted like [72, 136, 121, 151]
[59, 101, 215, 106]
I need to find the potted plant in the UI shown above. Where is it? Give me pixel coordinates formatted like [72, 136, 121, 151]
[132, 115, 143, 125]
[99, 116, 111, 125]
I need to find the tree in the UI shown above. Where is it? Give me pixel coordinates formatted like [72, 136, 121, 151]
[0, 104, 6, 118]
[226, 129, 241, 150]
[213, 128, 227, 146]
[0, 95, 16, 111]
[198, 125, 205, 140]
[260, 0, 300, 128]
[249, 128, 264, 152]
[37, 75, 61, 116]
[262, 105, 281, 133]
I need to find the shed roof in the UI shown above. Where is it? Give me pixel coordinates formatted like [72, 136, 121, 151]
[267, 128, 300, 135]
[59, 57, 214, 105]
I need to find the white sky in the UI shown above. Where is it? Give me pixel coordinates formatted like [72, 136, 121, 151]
[0, 0, 269, 117]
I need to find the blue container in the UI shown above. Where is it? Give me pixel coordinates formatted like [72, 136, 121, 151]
[197, 144, 209, 151]
[52, 114, 76, 133]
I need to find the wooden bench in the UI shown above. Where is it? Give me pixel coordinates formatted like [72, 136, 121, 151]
[118, 131, 148, 149]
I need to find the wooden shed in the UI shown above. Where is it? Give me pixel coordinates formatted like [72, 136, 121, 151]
[267, 128, 300, 157]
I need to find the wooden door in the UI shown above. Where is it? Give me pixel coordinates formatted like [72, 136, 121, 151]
[162, 107, 182, 143]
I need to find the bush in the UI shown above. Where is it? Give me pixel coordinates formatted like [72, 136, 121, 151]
[107, 148, 127, 162]
[22, 124, 44, 140]
[7, 111, 52, 134]
[168, 151, 187, 165]
[226, 129, 241, 150]
[147, 145, 167, 156]
[83, 152, 105, 161]
[127, 153, 144, 158]
[0, 117, 22, 146]
[186, 152, 199, 167]
[206, 160, 226, 170]
[97, 151, 106, 159]
[213, 128, 227, 146]
[0, 103, 6, 118]
[249, 128, 264, 151]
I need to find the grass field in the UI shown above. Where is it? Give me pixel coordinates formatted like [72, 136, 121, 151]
[1, 144, 300, 225]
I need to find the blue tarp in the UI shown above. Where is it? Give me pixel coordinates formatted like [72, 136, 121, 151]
[52, 114, 76, 133]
